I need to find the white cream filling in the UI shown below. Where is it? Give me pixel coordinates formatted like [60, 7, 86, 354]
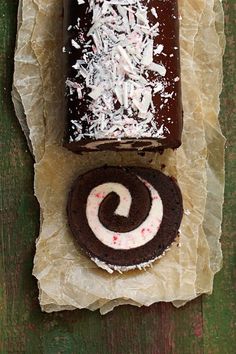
[75, 138, 163, 150]
[86, 178, 163, 250]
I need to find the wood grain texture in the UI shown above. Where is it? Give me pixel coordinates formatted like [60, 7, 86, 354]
[202, 1, 236, 353]
[0, 0, 235, 353]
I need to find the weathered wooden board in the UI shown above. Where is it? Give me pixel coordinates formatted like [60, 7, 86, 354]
[202, 1, 236, 353]
[0, 1, 235, 353]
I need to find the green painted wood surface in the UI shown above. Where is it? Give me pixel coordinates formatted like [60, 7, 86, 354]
[0, 0, 235, 353]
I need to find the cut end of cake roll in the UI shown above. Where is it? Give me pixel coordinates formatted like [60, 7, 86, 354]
[63, 0, 183, 153]
[67, 166, 183, 273]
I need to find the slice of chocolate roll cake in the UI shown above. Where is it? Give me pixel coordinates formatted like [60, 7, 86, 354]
[63, 0, 183, 152]
[67, 166, 183, 272]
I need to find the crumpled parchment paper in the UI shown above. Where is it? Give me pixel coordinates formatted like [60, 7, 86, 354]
[12, 0, 225, 314]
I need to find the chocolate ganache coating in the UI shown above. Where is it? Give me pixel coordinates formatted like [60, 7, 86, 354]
[63, 0, 183, 153]
[67, 166, 183, 272]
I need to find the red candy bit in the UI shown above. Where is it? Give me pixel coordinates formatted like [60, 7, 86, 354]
[141, 228, 146, 237]
[95, 192, 105, 199]
[113, 235, 119, 244]
[141, 225, 155, 239]
[153, 195, 159, 200]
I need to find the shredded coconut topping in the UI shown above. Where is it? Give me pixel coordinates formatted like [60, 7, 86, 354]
[66, 0, 175, 141]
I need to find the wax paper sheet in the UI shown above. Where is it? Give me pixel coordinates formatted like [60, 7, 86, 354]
[12, 0, 225, 314]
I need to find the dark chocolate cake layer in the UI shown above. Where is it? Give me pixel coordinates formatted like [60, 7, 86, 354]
[63, 0, 183, 152]
[67, 166, 183, 272]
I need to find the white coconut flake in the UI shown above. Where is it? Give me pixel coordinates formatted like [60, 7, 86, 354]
[154, 44, 164, 55]
[151, 7, 158, 18]
[89, 86, 104, 100]
[141, 39, 153, 66]
[148, 62, 166, 76]
[154, 82, 164, 93]
[123, 82, 129, 109]
[71, 39, 81, 49]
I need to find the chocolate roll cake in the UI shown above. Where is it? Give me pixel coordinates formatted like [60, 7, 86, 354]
[67, 166, 183, 272]
[63, 0, 183, 152]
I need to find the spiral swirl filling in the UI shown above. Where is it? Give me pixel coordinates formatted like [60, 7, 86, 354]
[86, 178, 163, 249]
